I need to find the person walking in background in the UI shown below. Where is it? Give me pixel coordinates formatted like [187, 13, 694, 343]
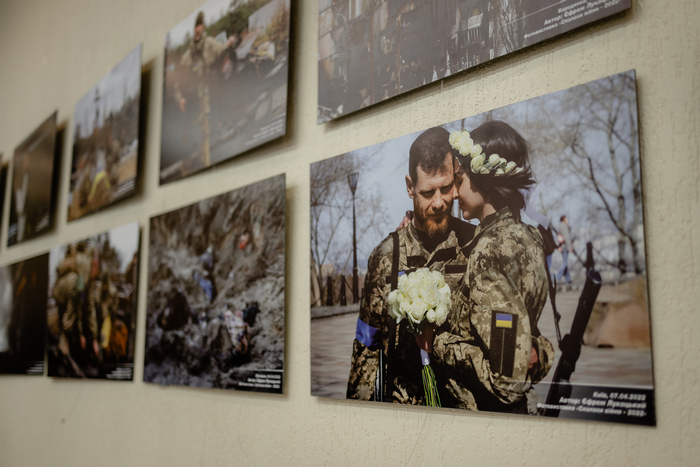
[556, 215, 573, 284]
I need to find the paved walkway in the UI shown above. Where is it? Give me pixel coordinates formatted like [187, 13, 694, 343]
[310, 286, 654, 400]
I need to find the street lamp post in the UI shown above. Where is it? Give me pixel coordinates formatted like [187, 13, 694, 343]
[348, 172, 359, 303]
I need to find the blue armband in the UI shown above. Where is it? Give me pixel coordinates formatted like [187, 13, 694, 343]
[355, 318, 380, 349]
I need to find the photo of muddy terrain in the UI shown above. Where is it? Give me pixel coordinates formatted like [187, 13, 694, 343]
[144, 174, 285, 393]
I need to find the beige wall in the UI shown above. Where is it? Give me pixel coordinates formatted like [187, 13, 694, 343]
[0, 0, 698, 465]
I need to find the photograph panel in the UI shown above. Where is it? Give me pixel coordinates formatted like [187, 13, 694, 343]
[318, 0, 631, 123]
[310, 70, 654, 425]
[68, 45, 142, 221]
[0, 253, 49, 375]
[47, 222, 140, 380]
[0, 161, 7, 231]
[145, 174, 285, 393]
[8, 112, 58, 246]
[160, 0, 291, 184]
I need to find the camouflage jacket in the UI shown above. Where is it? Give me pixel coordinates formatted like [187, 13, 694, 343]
[432, 207, 554, 412]
[175, 34, 229, 103]
[347, 217, 476, 404]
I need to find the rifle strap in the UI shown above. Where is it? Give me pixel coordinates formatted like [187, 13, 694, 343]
[543, 255, 562, 344]
[383, 231, 400, 401]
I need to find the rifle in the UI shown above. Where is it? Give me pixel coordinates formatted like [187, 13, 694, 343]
[542, 268, 602, 417]
[374, 231, 400, 402]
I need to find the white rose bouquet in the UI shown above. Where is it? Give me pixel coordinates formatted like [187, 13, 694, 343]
[387, 268, 451, 407]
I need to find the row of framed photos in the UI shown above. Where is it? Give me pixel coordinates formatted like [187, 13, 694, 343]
[1, 0, 632, 246]
[1, 68, 655, 427]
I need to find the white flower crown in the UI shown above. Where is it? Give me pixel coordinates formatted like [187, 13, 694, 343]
[449, 129, 523, 176]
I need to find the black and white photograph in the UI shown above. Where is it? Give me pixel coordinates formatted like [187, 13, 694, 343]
[0, 253, 49, 375]
[318, 0, 631, 123]
[310, 70, 654, 425]
[144, 174, 285, 393]
[8, 112, 58, 246]
[68, 45, 142, 222]
[160, 0, 291, 184]
[47, 222, 140, 380]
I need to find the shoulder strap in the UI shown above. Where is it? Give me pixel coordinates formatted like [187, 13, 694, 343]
[390, 231, 399, 290]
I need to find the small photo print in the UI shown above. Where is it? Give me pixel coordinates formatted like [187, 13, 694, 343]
[8, 112, 58, 246]
[0, 253, 49, 375]
[68, 45, 142, 221]
[160, 0, 291, 184]
[144, 174, 285, 393]
[47, 222, 140, 380]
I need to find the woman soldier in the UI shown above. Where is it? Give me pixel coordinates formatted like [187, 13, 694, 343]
[419, 120, 555, 413]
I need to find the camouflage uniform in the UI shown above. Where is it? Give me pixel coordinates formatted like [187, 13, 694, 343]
[432, 207, 555, 413]
[175, 33, 230, 167]
[347, 217, 476, 404]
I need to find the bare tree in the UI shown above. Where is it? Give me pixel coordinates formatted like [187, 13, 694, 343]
[310, 151, 389, 307]
[491, 0, 526, 55]
[534, 72, 642, 274]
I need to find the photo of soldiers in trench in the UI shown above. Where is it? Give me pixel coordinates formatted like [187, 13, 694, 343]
[68, 45, 141, 222]
[47, 223, 140, 380]
[144, 175, 285, 392]
[311, 71, 655, 425]
[0, 254, 49, 375]
[160, 0, 291, 185]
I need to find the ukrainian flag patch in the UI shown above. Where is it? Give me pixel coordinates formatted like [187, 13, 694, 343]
[495, 313, 513, 329]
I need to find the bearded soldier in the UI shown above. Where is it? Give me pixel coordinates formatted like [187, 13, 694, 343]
[175, 11, 237, 168]
[347, 127, 476, 404]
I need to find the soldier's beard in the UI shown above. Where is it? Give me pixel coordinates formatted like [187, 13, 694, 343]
[414, 203, 450, 238]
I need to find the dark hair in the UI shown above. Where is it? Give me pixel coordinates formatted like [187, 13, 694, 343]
[560, 215, 567, 222]
[195, 11, 205, 28]
[409, 126, 453, 183]
[464, 120, 534, 213]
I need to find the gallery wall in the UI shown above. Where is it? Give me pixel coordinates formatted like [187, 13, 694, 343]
[0, 0, 698, 465]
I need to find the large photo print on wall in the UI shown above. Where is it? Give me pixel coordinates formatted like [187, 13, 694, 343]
[47, 222, 140, 380]
[68, 45, 142, 221]
[310, 70, 654, 425]
[160, 0, 291, 184]
[144, 174, 286, 393]
[0, 253, 49, 375]
[8, 112, 58, 246]
[318, 0, 631, 123]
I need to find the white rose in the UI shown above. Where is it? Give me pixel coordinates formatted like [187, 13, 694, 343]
[433, 271, 445, 288]
[427, 270, 442, 288]
[470, 144, 482, 159]
[451, 131, 474, 156]
[409, 299, 427, 323]
[439, 284, 451, 303]
[449, 131, 459, 147]
[480, 167, 490, 174]
[435, 305, 449, 326]
[504, 161, 516, 173]
[398, 274, 408, 290]
[389, 303, 403, 322]
[407, 282, 420, 300]
[399, 297, 411, 317]
[388, 290, 398, 307]
[471, 153, 485, 172]
[422, 285, 440, 308]
[487, 154, 500, 168]
[426, 309, 437, 324]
